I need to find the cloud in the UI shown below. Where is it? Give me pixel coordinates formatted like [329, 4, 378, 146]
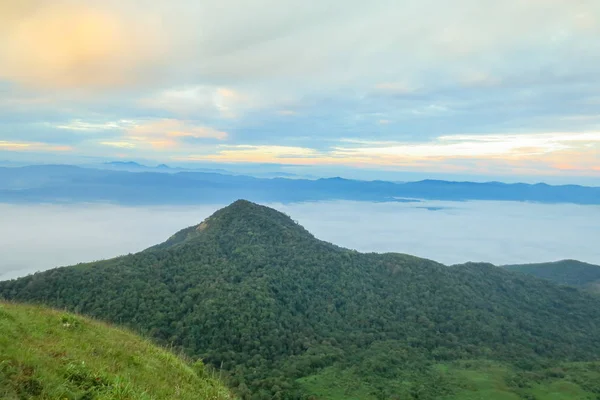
[5, 0, 598, 90]
[0, 0, 163, 88]
[140, 86, 252, 118]
[181, 145, 321, 163]
[277, 110, 298, 116]
[334, 132, 600, 159]
[374, 82, 416, 94]
[126, 119, 228, 149]
[1, 0, 600, 181]
[55, 120, 136, 131]
[460, 71, 502, 87]
[0, 140, 72, 152]
[328, 133, 600, 176]
[175, 132, 600, 175]
[1, 201, 599, 280]
[99, 141, 136, 149]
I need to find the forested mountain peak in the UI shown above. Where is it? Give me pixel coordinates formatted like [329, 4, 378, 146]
[149, 199, 317, 251]
[4, 201, 600, 399]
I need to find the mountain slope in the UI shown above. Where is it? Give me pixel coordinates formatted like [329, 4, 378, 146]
[2, 200, 600, 399]
[504, 260, 600, 292]
[0, 302, 232, 400]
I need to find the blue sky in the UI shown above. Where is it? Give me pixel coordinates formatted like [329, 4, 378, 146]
[1, 0, 599, 182]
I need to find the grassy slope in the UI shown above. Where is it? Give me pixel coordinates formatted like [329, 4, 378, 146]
[0, 302, 233, 400]
[298, 360, 600, 400]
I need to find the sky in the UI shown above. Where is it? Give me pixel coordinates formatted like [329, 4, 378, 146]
[1, 200, 598, 280]
[1, 0, 600, 181]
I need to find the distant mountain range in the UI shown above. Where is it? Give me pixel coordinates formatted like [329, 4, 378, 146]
[3, 200, 600, 399]
[0, 164, 598, 205]
[100, 161, 230, 174]
[99, 161, 306, 179]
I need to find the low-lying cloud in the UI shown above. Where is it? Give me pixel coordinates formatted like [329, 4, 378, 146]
[0, 200, 598, 281]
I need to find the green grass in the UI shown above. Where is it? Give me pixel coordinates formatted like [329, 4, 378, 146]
[442, 361, 600, 400]
[0, 302, 234, 400]
[441, 361, 524, 400]
[297, 367, 378, 400]
[297, 360, 600, 400]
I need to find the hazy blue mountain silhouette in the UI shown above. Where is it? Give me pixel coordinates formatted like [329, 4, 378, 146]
[1, 165, 598, 205]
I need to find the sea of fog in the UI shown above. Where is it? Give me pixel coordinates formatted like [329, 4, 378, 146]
[1, 200, 599, 280]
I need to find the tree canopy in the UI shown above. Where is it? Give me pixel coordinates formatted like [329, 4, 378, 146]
[2, 200, 600, 399]
[504, 260, 600, 293]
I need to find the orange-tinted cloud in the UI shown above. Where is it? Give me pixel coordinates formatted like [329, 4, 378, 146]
[0, 1, 162, 88]
[0, 140, 72, 152]
[176, 132, 600, 176]
[180, 145, 322, 164]
[126, 119, 228, 150]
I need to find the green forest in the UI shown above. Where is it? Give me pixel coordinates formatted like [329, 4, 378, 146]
[504, 260, 600, 293]
[2, 200, 600, 399]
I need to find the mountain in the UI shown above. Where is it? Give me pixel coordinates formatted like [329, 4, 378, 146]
[504, 260, 600, 293]
[100, 161, 183, 173]
[104, 161, 146, 168]
[0, 302, 232, 400]
[3, 200, 600, 399]
[1, 164, 599, 205]
[100, 161, 247, 175]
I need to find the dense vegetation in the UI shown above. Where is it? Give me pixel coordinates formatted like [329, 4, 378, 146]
[504, 260, 600, 293]
[0, 302, 232, 400]
[2, 200, 600, 399]
[298, 359, 600, 399]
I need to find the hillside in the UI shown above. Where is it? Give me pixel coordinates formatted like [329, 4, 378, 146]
[2, 200, 600, 399]
[504, 260, 600, 292]
[0, 302, 233, 400]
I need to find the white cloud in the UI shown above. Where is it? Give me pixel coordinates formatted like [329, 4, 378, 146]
[55, 119, 136, 131]
[277, 110, 298, 116]
[100, 141, 136, 148]
[374, 82, 416, 94]
[221, 145, 319, 156]
[334, 132, 600, 159]
[4, 0, 598, 91]
[1, 201, 599, 280]
[180, 145, 321, 162]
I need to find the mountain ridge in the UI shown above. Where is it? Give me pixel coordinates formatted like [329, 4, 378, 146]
[1, 164, 599, 205]
[504, 259, 600, 292]
[2, 200, 600, 399]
